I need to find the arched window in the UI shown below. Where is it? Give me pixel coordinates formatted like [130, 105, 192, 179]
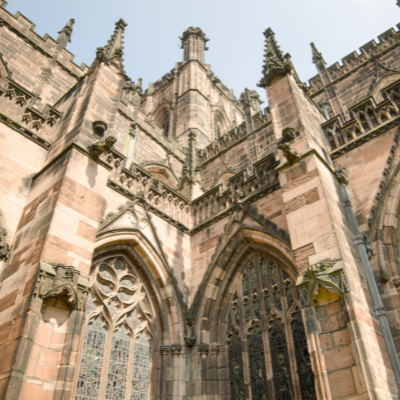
[214, 110, 226, 140]
[74, 256, 154, 400]
[161, 112, 170, 137]
[227, 253, 317, 400]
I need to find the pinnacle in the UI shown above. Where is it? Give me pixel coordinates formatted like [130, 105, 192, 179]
[95, 18, 129, 80]
[57, 18, 75, 43]
[102, 18, 127, 60]
[258, 27, 291, 87]
[310, 42, 324, 63]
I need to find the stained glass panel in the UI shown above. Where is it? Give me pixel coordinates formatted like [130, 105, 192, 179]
[242, 274, 249, 296]
[286, 284, 294, 309]
[264, 293, 271, 316]
[127, 309, 142, 331]
[261, 260, 269, 289]
[270, 264, 278, 285]
[243, 299, 251, 322]
[249, 266, 257, 293]
[248, 329, 268, 400]
[292, 312, 316, 400]
[273, 288, 282, 311]
[76, 318, 106, 400]
[131, 333, 152, 400]
[106, 325, 131, 400]
[228, 332, 245, 400]
[253, 298, 261, 320]
[269, 318, 294, 400]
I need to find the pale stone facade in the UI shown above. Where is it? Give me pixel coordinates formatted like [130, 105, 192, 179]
[1, 1, 400, 399]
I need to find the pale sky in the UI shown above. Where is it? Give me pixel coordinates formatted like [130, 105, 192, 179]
[5, 0, 400, 103]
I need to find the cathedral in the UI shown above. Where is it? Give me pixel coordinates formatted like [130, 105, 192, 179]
[2, 1, 400, 399]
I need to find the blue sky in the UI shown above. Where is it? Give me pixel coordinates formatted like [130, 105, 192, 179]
[5, 0, 399, 103]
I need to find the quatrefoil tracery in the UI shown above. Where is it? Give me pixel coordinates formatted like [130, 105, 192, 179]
[89, 257, 152, 334]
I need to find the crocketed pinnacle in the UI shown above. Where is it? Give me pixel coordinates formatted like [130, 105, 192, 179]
[311, 42, 324, 64]
[257, 28, 291, 87]
[57, 18, 75, 43]
[96, 19, 129, 80]
[102, 19, 127, 60]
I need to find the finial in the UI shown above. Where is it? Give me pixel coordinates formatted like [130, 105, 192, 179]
[57, 18, 75, 43]
[257, 28, 292, 87]
[97, 18, 127, 61]
[311, 42, 324, 64]
[96, 19, 129, 79]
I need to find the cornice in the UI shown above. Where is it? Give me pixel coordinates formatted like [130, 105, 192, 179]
[0, 111, 50, 149]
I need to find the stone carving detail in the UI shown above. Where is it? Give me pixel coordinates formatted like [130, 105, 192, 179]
[171, 344, 183, 355]
[210, 344, 220, 355]
[36, 262, 89, 310]
[296, 261, 349, 308]
[87, 136, 117, 157]
[258, 28, 292, 87]
[198, 343, 209, 356]
[92, 120, 108, 136]
[160, 345, 170, 356]
[278, 143, 300, 165]
[0, 227, 11, 261]
[184, 336, 197, 347]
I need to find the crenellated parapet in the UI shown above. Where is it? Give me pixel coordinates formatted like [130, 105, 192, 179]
[102, 143, 279, 232]
[323, 79, 400, 157]
[308, 24, 400, 95]
[198, 111, 270, 165]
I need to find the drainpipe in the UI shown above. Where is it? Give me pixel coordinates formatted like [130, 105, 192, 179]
[336, 169, 400, 399]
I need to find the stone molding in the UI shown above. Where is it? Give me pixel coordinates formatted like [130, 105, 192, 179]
[160, 345, 170, 356]
[198, 344, 209, 356]
[171, 344, 182, 355]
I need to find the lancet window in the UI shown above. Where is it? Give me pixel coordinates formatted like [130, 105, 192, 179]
[74, 256, 154, 400]
[227, 253, 316, 400]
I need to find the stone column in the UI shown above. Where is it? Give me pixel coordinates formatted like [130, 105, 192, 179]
[171, 344, 185, 400]
[160, 346, 171, 400]
[209, 344, 220, 400]
[198, 344, 209, 400]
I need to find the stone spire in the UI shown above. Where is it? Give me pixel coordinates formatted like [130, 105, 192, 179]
[258, 28, 292, 87]
[179, 27, 209, 64]
[96, 19, 128, 79]
[57, 18, 74, 46]
[311, 42, 325, 64]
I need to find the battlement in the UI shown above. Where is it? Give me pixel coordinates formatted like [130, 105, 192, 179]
[0, 1, 88, 78]
[198, 111, 270, 165]
[308, 24, 400, 95]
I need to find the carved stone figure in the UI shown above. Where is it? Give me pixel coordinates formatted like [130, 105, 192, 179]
[87, 136, 117, 157]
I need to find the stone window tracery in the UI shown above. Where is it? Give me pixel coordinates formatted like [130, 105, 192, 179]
[227, 253, 317, 400]
[74, 256, 154, 400]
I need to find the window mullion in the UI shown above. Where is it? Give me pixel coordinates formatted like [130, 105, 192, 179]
[99, 329, 114, 400]
[125, 335, 136, 400]
[284, 321, 302, 400]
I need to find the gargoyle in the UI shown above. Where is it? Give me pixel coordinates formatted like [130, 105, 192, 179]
[0, 228, 11, 261]
[278, 142, 300, 165]
[87, 136, 117, 157]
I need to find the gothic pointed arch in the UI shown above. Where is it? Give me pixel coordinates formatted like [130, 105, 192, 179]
[142, 163, 179, 189]
[193, 228, 317, 400]
[153, 104, 171, 137]
[71, 200, 189, 400]
[213, 107, 230, 139]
